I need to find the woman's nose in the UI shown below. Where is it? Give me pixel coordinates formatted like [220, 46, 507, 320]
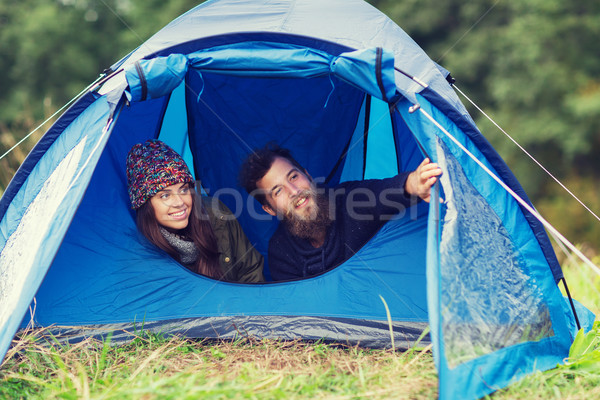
[171, 193, 185, 206]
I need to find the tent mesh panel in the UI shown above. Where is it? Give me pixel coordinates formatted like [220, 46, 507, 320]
[436, 139, 554, 368]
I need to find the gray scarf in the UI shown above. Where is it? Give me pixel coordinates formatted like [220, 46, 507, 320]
[159, 227, 199, 266]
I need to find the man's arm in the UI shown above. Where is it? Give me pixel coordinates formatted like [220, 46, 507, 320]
[329, 158, 441, 226]
[403, 158, 442, 203]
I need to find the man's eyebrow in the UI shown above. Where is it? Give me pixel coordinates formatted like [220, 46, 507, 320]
[269, 182, 281, 195]
[269, 168, 299, 194]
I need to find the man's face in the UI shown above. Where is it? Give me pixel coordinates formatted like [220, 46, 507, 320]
[256, 157, 317, 221]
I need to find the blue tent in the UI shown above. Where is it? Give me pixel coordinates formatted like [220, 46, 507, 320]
[0, 0, 595, 398]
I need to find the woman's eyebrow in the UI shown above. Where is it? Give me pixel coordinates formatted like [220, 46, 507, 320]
[159, 184, 188, 193]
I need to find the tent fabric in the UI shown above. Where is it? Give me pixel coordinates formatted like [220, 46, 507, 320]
[114, 0, 459, 111]
[0, 1, 595, 399]
[398, 94, 594, 398]
[42, 316, 430, 351]
[418, 88, 564, 281]
[124, 44, 397, 104]
[0, 96, 114, 348]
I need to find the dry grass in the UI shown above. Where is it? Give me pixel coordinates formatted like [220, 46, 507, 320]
[2, 317, 599, 400]
[0, 328, 438, 399]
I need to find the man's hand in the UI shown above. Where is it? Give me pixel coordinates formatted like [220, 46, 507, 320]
[404, 158, 442, 203]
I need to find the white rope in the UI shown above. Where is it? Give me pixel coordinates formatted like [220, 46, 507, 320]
[436, 0, 501, 63]
[0, 0, 175, 167]
[0, 76, 103, 163]
[453, 84, 600, 224]
[1, 0, 140, 165]
[416, 106, 600, 277]
[549, 227, 584, 269]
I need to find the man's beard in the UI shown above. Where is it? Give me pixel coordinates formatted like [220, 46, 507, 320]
[283, 188, 332, 240]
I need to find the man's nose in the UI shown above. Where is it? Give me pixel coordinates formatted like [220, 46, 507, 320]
[287, 182, 302, 197]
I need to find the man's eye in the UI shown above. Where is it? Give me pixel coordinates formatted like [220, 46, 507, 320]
[290, 173, 297, 181]
[273, 188, 282, 197]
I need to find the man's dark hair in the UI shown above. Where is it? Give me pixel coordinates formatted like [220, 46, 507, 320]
[239, 142, 306, 206]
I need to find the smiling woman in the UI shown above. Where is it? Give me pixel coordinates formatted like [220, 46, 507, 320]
[126, 139, 264, 282]
[150, 183, 194, 231]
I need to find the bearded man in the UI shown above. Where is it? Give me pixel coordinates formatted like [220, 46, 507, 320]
[239, 144, 441, 281]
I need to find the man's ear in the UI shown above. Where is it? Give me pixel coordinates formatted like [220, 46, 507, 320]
[262, 204, 277, 216]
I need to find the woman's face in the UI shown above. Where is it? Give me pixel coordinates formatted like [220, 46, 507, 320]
[149, 182, 193, 230]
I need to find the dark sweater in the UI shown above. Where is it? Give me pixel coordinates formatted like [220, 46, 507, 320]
[267, 173, 416, 281]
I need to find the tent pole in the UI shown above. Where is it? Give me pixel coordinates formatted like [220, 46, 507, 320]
[324, 124, 357, 185]
[560, 277, 582, 331]
[362, 95, 371, 179]
[393, 67, 428, 88]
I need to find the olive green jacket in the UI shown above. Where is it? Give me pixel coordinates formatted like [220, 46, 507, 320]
[202, 196, 265, 283]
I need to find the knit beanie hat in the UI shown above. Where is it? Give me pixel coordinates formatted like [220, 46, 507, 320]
[126, 139, 194, 209]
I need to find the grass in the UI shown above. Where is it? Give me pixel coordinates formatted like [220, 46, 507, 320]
[0, 332, 437, 399]
[1, 260, 598, 400]
[559, 255, 600, 316]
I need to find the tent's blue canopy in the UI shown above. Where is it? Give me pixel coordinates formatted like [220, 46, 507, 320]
[0, 1, 594, 399]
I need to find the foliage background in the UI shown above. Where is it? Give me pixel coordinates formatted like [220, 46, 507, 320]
[1, 0, 599, 250]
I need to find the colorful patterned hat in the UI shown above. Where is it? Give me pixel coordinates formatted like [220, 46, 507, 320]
[126, 139, 194, 209]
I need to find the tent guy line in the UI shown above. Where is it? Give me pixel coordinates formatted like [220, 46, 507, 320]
[453, 84, 600, 225]
[435, 0, 502, 64]
[0, 76, 103, 164]
[416, 105, 600, 278]
[96, 0, 152, 62]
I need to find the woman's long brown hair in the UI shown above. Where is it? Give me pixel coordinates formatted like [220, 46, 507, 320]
[136, 189, 223, 279]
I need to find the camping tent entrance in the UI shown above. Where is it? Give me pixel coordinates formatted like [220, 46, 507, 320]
[21, 43, 433, 349]
[1, 1, 595, 399]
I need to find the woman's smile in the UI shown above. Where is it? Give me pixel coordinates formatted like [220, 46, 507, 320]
[169, 207, 188, 220]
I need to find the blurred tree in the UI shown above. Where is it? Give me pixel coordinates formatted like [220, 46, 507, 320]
[0, 0, 201, 126]
[0, 0, 201, 192]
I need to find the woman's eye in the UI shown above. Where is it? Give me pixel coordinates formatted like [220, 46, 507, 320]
[180, 187, 189, 195]
[160, 193, 170, 200]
